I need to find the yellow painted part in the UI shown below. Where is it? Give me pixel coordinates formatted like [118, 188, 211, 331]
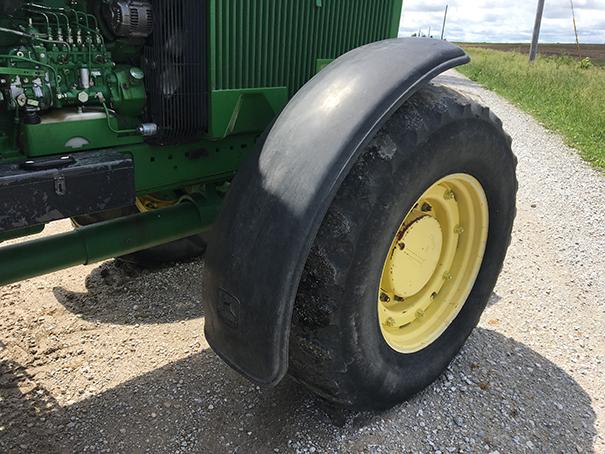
[387, 215, 443, 298]
[135, 195, 179, 213]
[378, 173, 489, 353]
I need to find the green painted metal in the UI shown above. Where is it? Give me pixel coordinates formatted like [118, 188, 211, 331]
[108, 67, 147, 118]
[0, 224, 44, 243]
[0, 66, 46, 77]
[388, 0, 404, 37]
[206, 0, 404, 138]
[315, 58, 334, 73]
[22, 111, 142, 157]
[0, 0, 405, 264]
[128, 133, 258, 194]
[0, 194, 218, 286]
[2, 0, 404, 177]
[210, 0, 403, 96]
[0, 11, 146, 157]
[209, 87, 288, 138]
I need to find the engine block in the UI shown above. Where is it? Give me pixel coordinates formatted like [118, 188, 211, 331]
[0, 0, 149, 156]
[0, 3, 146, 114]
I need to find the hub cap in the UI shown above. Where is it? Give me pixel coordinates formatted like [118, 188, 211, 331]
[378, 174, 489, 353]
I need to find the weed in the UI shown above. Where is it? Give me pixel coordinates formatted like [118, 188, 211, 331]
[459, 48, 604, 170]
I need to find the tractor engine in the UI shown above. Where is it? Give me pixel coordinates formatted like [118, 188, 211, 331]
[0, 0, 159, 156]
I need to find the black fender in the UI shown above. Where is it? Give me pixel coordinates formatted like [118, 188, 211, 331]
[203, 38, 470, 385]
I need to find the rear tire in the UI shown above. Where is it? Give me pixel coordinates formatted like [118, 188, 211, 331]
[288, 83, 517, 409]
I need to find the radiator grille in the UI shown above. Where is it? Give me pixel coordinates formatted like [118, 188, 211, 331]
[144, 0, 209, 141]
[212, 0, 400, 95]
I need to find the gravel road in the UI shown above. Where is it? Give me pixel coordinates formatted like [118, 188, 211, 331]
[1, 70, 604, 454]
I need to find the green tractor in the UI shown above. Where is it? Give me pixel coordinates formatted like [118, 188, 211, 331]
[0, 0, 517, 408]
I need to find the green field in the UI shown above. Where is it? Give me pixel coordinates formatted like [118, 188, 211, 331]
[461, 43, 605, 67]
[458, 48, 605, 170]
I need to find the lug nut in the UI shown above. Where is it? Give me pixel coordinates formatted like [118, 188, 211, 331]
[444, 190, 455, 200]
[380, 292, 391, 303]
[454, 225, 465, 234]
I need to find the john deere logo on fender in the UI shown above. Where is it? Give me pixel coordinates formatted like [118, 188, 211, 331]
[218, 288, 240, 328]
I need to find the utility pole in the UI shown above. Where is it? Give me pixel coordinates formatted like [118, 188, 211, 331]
[570, 0, 581, 59]
[529, 0, 546, 62]
[440, 4, 449, 40]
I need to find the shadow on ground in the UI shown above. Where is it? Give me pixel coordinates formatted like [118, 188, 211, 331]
[52, 258, 206, 324]
[0, 328, 597, 453]
[53, 258, 505, 326]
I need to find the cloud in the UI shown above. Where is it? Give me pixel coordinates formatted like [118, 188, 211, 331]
[398, 0, 605, 43]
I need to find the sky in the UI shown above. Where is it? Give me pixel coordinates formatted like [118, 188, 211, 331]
[398, 0, 605, 43]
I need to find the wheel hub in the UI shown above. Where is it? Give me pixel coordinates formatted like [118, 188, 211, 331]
[388, 216, 443, 298]
[377, 173, 489, 353]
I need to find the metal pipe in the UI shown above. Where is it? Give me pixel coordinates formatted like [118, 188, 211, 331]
[0, 27, 71, 50]
[101, 100, 139, 135]
[0, 196, 215, 286]
[0, 27, 31, 38]
[24, 3, 73, 42]
[0, 54, 61, 94]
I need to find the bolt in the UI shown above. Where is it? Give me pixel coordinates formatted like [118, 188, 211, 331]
[454, 225, 465, 234]
[421, 202, 432, 212]
[396, 230, 404, 241]
[431, 292, 438, 300]
[443, 271, 453, 281]
[444, 189, 455, 200]
[394, 295, 404, 302]
[380, 292, 391, 303]
[384, 317, 395, 327]
[415, 309, 425, 319]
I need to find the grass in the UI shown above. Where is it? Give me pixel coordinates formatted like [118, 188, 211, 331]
[457, 48, 605, 170]
[458, 43, 605, 67]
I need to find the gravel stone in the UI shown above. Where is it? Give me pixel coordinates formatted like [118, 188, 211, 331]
[0, 70, 603, 453]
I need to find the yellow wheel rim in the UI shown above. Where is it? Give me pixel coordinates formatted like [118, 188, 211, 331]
[378, 173, 489, 353]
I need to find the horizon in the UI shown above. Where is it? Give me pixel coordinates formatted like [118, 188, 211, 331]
[398, 0, 605, 45]
[454, 41, 604, 44]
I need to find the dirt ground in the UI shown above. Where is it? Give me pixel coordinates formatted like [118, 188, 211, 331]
[1, 72, 604, 453]
[461, 43, 605, 66]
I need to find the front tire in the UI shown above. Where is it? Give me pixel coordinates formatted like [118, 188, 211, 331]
[288, 83, 517, 409]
